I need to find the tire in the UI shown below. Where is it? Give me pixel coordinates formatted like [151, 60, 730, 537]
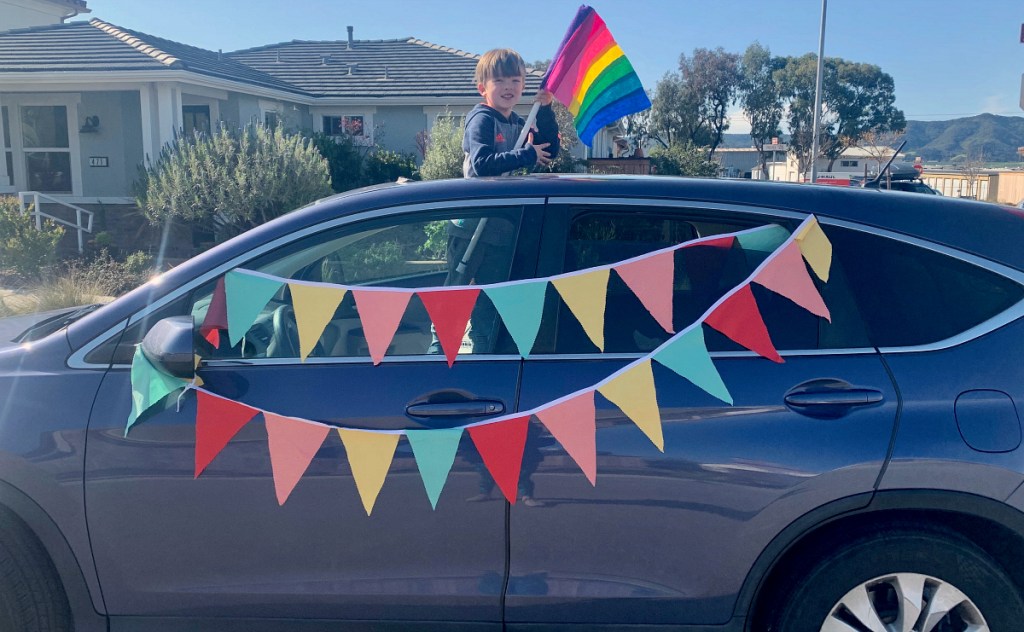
[769, 525, 1024, 632]
[0, 512, 71, 632]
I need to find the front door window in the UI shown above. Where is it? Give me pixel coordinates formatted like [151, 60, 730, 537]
[20, 105, 71, 193]
[182, 105, 211, 137]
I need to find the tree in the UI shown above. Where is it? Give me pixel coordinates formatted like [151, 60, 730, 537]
[136, 125, 332, 241]
[648, 142, 719, 177]
[739, 43, 783, 179]
[680, 47, 742, 159]
[649, 71, 707, 149]
[854, 130, 905, 179]
[419, 114, 464, 181]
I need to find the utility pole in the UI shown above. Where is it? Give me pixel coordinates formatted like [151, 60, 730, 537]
[809, 0, 827, 183]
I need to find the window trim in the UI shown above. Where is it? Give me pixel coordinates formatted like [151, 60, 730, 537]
[4, 95, 83, 196]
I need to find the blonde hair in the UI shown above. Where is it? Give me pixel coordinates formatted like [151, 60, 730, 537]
[474, 48, 526, 84]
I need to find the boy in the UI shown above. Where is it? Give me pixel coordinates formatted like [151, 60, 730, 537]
[463, 48, 560, 177]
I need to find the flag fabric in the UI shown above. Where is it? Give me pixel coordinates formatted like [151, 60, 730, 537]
[541, 5, 652, 146]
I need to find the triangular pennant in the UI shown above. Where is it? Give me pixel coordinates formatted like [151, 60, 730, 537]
[126, 346, 187, 434]
[351, 289, 413, 365]
[704, 285, 782, 363]
[653, 327, 733, 404]
[598, 361, 664, 451]
[795, 218, 832, 282]
[225, 270, 284, 347]
[337, 429, 400, 515]
[484, 281, 548, 357]
[736, 224, 790, 253]
[194, 390, 259, 478]
[536, 392, 598, 483]
[199, 277, 228, 349]
[289, 283, 347, 361]
[406, 428, 463, 509]
[468, 416, 530, 504]
[264, 412, 329, 505]
[753, 241, 831, 321]
[614, 250, 675, 334]
[418, 288, 480, 367]
[698, 235, 735, 249]
[552, 269, 610, 351]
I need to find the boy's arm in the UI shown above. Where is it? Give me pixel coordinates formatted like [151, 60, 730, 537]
[464, 112, 537, 177]
[532, 104, 561, 160]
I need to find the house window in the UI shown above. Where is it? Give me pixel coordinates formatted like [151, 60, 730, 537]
[264, 111, 280, 130]
[324, 115, 365, 139]
[182, 105, 211, 137]
[1, 107, 12, 186]
[840, 160, 858, 168]
[21, 105, 72, 193]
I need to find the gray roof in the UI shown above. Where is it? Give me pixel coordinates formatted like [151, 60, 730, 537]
[0, 19, 544, 100]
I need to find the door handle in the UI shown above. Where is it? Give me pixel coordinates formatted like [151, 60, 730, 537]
[406, 400, 505, 418]
[784, 379, 884, 419]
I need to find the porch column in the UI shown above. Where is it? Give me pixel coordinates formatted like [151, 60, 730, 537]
[0, 91, 11, 191]
[139, 84, 155, 165]
[155, 83, 180, 151]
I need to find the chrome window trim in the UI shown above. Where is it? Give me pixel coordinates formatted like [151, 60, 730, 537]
[68, 198, 544, 369]
[201, 354, 524, 368]
[546, 197, 807, 221]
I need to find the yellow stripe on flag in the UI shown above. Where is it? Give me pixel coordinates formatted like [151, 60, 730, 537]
[338, 429, 399, 516]
[569, 45, 624, 117]
[795, 219, 832, 282]
[289, 284, 347, 361]
[598, 360, 664, 451]
[552, 269, 610, 352]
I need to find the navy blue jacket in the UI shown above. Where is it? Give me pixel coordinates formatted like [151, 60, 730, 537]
[462, 104, 560, 177]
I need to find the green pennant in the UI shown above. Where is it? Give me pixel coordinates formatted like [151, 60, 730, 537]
[736, 225, 790, 254]
[653, 326, 733, 404]
[406, 428, 463, 509]
[126, 346, 185, 435]
[484, 281, 548, 357]
[225, 270, 284, 347]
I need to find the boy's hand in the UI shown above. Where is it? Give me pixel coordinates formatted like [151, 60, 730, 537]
[536, 90, 554, 106]
[529, 132, 552, 167]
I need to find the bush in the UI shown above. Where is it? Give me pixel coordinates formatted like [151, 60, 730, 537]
[0, 195, 64, 282]
[136, 125, 332, 241]
[419, 115, 465, 181]
[364, 149, 418, 185]
[648, 142, 720, 177]
[311, 132, 367, 193]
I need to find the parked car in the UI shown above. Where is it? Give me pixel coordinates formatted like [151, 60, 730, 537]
[2, 175, 1024, 632]
[859, 163, 942, 195]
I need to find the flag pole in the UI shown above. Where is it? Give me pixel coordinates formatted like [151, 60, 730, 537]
[514, 102, 541, 149]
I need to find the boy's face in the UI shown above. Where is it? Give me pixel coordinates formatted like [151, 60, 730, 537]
[478, 73, 524, 117]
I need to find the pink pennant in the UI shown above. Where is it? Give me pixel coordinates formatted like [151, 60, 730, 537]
[199, 277, 228, 349]
[694, 235, 735, 249]
[468, 416, 530, 504]
[615, 250, 675, 333]
[195, 391, 259, 478]
[419, 288, 480, 367]
[536, 392, 597, 485]
[264, 412, 329, 505]
[352, 290, 413, 365]
[704, 285, 783, 363]
[753, 242, 831, 321]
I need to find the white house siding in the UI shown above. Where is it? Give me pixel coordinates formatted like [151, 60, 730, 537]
[78, 90, 142, 198]
[375, 105, 426, 158]
[222, 92, 262, 129]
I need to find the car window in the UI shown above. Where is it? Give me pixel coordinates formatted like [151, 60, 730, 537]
[544, 207, 871, 355]
[828, 225, 1024, 347]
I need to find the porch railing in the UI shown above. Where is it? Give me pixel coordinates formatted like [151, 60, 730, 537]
[17, 191, 94, 253]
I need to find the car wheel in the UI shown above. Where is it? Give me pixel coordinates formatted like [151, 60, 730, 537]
[769, 527, 1023, 632]
[0, 512, 71, 631]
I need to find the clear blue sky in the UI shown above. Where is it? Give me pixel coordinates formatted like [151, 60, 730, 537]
[83, 0, 1023, 132]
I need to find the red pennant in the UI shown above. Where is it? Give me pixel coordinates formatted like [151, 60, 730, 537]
[536, 392, 597, 485]
[753, 242, 831, 321]
[704, 285, 783, 363]
[264, 412, 330, 505]
[199, 277, 228, 349]
[615, 250, 675, 334]
[352, 289, 413, 365]
[468, 416, 530, 504]
[194, 390, 259, 478]
[695, 235, 735, 249]
[419, 288, 480, 367]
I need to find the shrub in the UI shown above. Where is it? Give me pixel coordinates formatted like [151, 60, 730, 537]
[648, 142, 720, 177]
[0, 195, 64, 281]
[136, 125, 332, 241]
[364, 149, 418, 185]
[311, 132, 367, 193]
[419, 115, 465, 181]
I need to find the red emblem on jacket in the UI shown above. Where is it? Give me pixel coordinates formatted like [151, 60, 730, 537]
[495, 133, 505, 143]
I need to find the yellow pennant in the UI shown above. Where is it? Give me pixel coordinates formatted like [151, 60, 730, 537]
[795, 219, 832, 282]
[597, 360, 664, 451]
[289, 283, 347, 361]
[338, 429, 400, 516]
[552, 269, 610, 352]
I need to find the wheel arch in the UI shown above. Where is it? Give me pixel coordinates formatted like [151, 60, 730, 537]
[739, 490, 1024, 631]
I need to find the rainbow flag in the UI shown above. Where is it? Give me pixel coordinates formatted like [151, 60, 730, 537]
[541, 5, 652, 146]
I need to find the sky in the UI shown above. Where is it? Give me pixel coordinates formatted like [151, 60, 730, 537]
[81, 0, 1024, 134]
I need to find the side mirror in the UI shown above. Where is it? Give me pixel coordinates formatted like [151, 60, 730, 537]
[141, 316, 195, 379]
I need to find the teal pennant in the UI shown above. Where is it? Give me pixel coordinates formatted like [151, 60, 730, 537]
[225, 270, 284, 347]
[406, 428, 463, 510]
[736, 225, 790, 254]
[484, 281, 548, 357]
[653, 326, 733, 404]
[125, 346, 185, 435]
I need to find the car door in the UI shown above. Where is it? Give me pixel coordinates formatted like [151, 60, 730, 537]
[84, 200, 542, 628]
[504, 200, 900, 627]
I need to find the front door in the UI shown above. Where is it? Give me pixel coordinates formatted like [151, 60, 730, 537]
[85, 202, 540, 628]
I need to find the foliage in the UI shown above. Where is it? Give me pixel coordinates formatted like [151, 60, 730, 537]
[679, 47, 742, 158]
[311, 132, 367, 193]
[419, 114, 465, 181]
[539, 101, 584, 173]
[740, 43, 784, 179]
[365, 149, 418, 185]
[649, 71, 708, 149]
[0, 195, 64, 281]
[136, 125, 332, 240]
[420, 220, 448, 261]
[648, 142, 720, 177]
